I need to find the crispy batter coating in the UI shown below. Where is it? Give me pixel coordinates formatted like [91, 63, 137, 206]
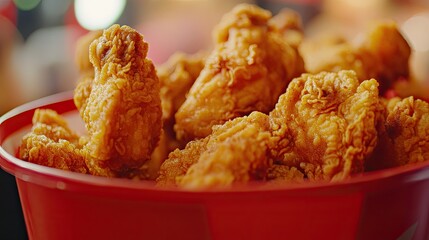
[361, 22, 411, 88]
[268, 8, 304, 48]
[157, 112, 271, 188]
[174, 4, 304, 142]
[158, 52, 206, 123]
[74, 75, 93, 115]
[82, 25, 162, 176]
[74, 30, 103, 114]
[156, 137, 209, 186]
[17, 5, 426, 186]
[75, 30, 103, 73]
[299, 21, 410, 94]
[149, 52, 206, 171]
[366, 97, 429, 170]
[19, 109, 88, 174]
[266, 165, 304, 183]
[269, 70, 380, 181]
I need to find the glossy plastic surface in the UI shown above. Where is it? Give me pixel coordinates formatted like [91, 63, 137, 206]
[1, 92, 429, 240]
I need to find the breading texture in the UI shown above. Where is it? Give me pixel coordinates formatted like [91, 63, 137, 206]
[82, 25, 162, 176]
[149, 52, 206, 172]
[366, 97, 429, 170]
[266, 165, 304, 183]
[74, 30, 103, 114]
[268, 8, 304, 48]
[158, 52, 206, 124]
[157, 112, 272, 188]
[156, 137, 209, 186]
[299, 21, 410, 94]
[19, 109, 88, 174]
[174, 3, 304, 142]
[269, 70, 380, 181]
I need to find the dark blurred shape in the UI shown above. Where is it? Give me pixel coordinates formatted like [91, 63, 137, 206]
[13, 0, 41, 11]
[256, 0, 321, 25]
[0, 169, 28, 240]
[1, 6, 28, 239]
[16, 0, 42, 40]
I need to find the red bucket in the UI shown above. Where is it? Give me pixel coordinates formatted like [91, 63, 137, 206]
[1, 92, 429, 240]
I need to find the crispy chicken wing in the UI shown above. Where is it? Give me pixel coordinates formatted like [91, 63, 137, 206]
[19, 109, 88, 174]
[300, 21, 410, 94]
[157, 112, 272, 188]
[174, 4, 304, 142]
[366, 97, 429, 170]
[269, 70, 380, 181]
[82, 25, 162, 177]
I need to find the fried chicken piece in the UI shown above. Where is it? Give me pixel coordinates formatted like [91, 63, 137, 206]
[393, 80, 429, 102]
[149, 52, 206, 172]
[268, 8, 304, 48]
[140, 132, 176, 180]
[19, 109, 88, 174]
[266, 165, 304, 183]
[74, 30, 103, 115]
[156, 137, 209, 186]
[366, 97, 429, 170]
[158, 51, 206, 123]
[299, 21, 410, 94]
[157, 112, 272, 188]
[269, 70, 380, 181]
[174, 4, 304, 142]
[75, 30, 103, 73]
[82, 25, 162, 177]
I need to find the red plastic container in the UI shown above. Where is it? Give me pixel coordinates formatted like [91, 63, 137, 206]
[1, 92, 429, 240]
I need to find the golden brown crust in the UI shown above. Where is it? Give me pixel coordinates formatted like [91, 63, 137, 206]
[158, 112, 271, 188]
[269, 70, 380, 181]
[268, 8, 304, 48]
[174, 3, 304, 142]
[19, 109, 88, 174]
[299, 21, 410, 94]
[73, 30, 103, 117]
[82, 25, 162, 176]
[367, 97, 429, 170]
[149, 52, 206, 173]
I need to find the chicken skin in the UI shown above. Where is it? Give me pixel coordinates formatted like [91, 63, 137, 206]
[269, 70, 380, 181]
[16, 4, 427, 187]
[19, 109, 88, 174]
[158, 112, 272, 188]
[299, 21, 410, 94]
[73, 30, 103, 115]
[82, 25, 162, 177]
[159, 70, 381, 186]
[158, 52, 206, 124]
[149, 52, 206, 172]
[174, 3, 304, 142]
[268, 8, 304, 48]
[366, 97, 429, 170]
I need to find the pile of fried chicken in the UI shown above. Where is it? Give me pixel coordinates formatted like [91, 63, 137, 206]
[19, 4, 429, 189]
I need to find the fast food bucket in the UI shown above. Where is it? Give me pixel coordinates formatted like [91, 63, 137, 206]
[1, 92, 429, 240]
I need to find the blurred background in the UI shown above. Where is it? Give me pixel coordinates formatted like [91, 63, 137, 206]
[0, 0, 428, 239]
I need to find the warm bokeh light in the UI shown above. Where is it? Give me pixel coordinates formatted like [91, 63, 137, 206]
[13, 0, 40, 11]
[402, 13, 429, 52]
[74, 0, 126, 30]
